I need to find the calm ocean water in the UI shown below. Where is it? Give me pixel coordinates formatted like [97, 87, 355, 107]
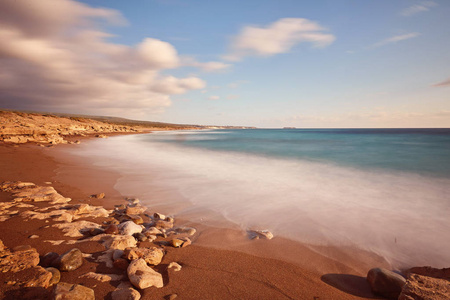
[67, 129, 450, 268]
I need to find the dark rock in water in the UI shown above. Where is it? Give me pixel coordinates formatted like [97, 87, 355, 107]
[53, 282, 95, 300]
[89, 227, 104, 236]
[399, 273, 450, 300]
[133, 232, 147, 242]
[57, 248, 83, 272]
[46, 267, 61, 286]
[41, 252, 60, 268]
[367, 268, 406, 300]
[104, 224, 119, 235]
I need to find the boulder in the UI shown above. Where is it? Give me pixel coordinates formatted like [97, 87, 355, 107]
[127, 258, 164, 289]
[118, 221, 143, 236]
[399, 273, 450, 300]
[367, 268, 406, 300]
[53, 282, 95, 300]
[58, 248, 83, 272]
[124, 247, 164, 265]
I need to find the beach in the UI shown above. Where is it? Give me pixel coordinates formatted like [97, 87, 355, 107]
[0, 137, 392, 299]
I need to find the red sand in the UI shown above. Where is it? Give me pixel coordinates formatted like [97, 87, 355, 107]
[0, 141, 390, 299]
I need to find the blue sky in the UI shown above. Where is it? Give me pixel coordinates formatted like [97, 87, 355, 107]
[1, 0, 449, 127]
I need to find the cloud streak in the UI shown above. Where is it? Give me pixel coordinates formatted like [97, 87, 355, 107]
[0, 0, 214, 118]
[401, 1, 437, 16]
[432, 78, 450, 87]
[370, 32, 420, 48]
[224, 18, 335, 61]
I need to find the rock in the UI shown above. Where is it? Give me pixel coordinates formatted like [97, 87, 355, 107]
[407, 266, 450, 280]
[127, 258, 164, 289]
[104, 224, 119, 235]
[102, 234, 137, 250]
[0, 239, 4, 251]
[367, 268, 406, 300]
[57, 248, 83, 272]
[165, 217, 174, 223]
[248, 229, 274, 240]
[145, 227, 162, 236]
[91, 192, 105, 199]
[174, 227, 196, 236]
[168, 294, 178, 300]
[181, 237, 191, 248]
[126, 205, 147, 215]
[89, 228, 105, 236]
[118, 221, 143, 236]
[124, 247, 164, 266]
[46, 267, 61, 286]
[133, 232, 147, 242]
[113, 249, 124, 260]
[129, 215, 144, 225]
[113, 258, 129, 270]
[154, 220, 173, 230]
[28, 235, 40, 239]
[399, 273, 450, 300]
[153, 212, 166, 220]
[41, 252, 60, 268]
[112, 282, 141, 300]
[0, 248, 39, 272]
[171, 239, 184, 248]
[23, 266, 52, 288]
[127, 198, 140, 205]
[168, 262, 182, 272]
[53, 282, 95, 300]
[12, 244, 33, 252]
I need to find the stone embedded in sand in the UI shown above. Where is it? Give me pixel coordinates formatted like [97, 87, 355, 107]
[118, 221, 143, 236]
[124, 247, 164, 265]
[129, 215, 144, 225]
[145, 227, 163, 236]
[112, 281, 141, 300]
[399, 273, 450, 300]
[79, 272, 125, 282]
[28, 234, 40, 239]
[0, 247, 39, 272]
[168, 294, 178, 300]
[57, 248, 83, 272]
[170, 239, 184, 248]
[168, 262, 182, 272]
[153, 212, 166, 220]
[23, 266, 53, 288]
[53, 282, 95, 300]
[367, 268, 406, 300]
[248, 229, 274, 240]
[46, 267, 61, 286]
[127, 258, 164, 289]
[99, 234, 138, 250]
[41, 252, 61, 268]
[53, 220, 102, 237]
[133, 232, 147, 242]
[174, 227, 196, 236]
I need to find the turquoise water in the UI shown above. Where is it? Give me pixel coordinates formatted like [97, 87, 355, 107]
[68, 129, 450, 268]
[143, 128, 450, 178]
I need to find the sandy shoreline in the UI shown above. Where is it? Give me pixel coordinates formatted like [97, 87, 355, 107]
[0, 140, 388, 299]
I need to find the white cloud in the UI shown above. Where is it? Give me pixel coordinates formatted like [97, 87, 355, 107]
[0, 0, 208, 118]
[432, 77, 450, 87]
[208, 96, 220, 100]
[182, 57, 231, 72]
[224, 18, 335, 61]
[401, 1, 437, 16]
[370, 32, 420, 48]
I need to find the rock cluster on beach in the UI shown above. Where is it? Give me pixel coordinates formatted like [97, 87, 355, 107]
[367, 267, 450, 300]
[0, 181, 198, 299]
[0, 111, 141, 145]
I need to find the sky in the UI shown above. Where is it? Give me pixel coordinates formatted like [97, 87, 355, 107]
[0, 0, 449, 128]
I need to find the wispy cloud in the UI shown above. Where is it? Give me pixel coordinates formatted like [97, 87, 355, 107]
[401, 1, 437, 16]
[370, 32, 420, 48]
[432, 77, 450, 87]
[226, 95, 239, 100]
[224, 18, 335, 61]
[0, 0, 216, 118]
[208, 95, 220, 100]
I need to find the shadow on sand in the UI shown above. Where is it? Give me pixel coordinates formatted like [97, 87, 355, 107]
[321, 273, 381, 299]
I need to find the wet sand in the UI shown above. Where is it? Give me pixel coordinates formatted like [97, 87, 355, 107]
[0, 140, 389, 299]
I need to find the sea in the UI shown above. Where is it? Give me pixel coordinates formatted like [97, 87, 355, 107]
[67, 128, 450, 268]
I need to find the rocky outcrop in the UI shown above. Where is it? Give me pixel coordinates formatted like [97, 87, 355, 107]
[366, 268, 406, 300]
[0, 110, 142, 145]
[0, 246, 40, 272]
[399, 266, 450, 300]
